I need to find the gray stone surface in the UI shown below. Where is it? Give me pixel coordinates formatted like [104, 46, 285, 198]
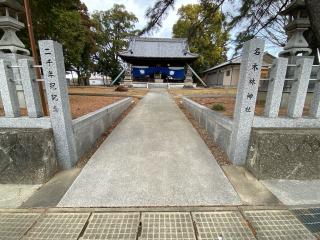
[247, 128, 320, 180]
[58, 90, 241, 207]
[18, 58, 43, 118]
[0, 53, 31, 109]
[0, 184, 41, 208]
[39, 40, 77, 169]
[73, 97, 132, 159]
[310, 68, 320, 118]
[0, 53, 31, 90]
[0, 59, 20, 117]
[222, 166, 280, 205]
[288, 57, 314, 118]
[262, 179, 320, 205]
[264, 57, 288, 117]
[0, 128, 58, 184]
[0, 117, 51, 128]
[253, 116, 320, 128]
[229, 38, 265, 165]
[21, 168, 81, 208]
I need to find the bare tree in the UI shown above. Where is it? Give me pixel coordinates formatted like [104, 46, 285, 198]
[141, 0, 320, 54]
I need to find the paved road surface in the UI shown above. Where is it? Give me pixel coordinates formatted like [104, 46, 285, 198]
[59, 90, 241, 207]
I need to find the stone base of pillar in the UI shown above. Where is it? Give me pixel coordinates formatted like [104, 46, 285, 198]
[122, 79, 133, 87]
[184, 78, 193, 88]
[154, 78, 163, 83]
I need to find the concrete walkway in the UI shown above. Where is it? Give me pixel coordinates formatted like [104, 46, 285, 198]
[59, 90, 241, 207]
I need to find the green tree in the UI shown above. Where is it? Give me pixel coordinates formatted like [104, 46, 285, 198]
[92, 4, 138, 80]
[18, 0, 96, 84]
[172, 3, 229, 73]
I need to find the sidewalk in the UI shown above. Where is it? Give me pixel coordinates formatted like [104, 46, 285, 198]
[1, 206, 319, 239]
[58, 90, 240, 207]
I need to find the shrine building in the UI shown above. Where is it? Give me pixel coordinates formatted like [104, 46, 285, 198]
[119, 37, 198, 83]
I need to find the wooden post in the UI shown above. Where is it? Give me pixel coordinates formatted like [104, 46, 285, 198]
[23, 0, 48, 116]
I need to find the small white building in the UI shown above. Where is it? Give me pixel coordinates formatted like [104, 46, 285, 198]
[89, 74, 111, 86]
[203, 53, 275, 87]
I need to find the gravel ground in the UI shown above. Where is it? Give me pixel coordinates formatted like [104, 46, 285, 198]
[69, 86, 148, 98]
[191, 96, 310, 118]
[0, 95, 125, 119]
[69, 95, 124, 119]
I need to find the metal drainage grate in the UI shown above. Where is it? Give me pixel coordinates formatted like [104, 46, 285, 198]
[139, 212, 196, 240]
[243, 210, 316, 240]
[23, 213, 90, 240]
[0, 213, 40, 240]
[192, 211, 256, 240]
[81, 212, 140, 240]
[292, 208, 320, 237]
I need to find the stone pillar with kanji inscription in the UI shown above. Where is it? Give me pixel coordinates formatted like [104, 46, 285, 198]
[228, 38, 265, 165]
[123, 64, 133, 87]
[39, 40, 77, 169]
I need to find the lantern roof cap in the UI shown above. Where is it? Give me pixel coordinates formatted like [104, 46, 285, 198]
[0, 0, 24, 12]
[281, 0, 305, 15]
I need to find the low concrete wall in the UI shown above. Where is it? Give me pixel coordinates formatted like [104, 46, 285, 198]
[247, 128, 320, 180]
[182, 97, 233, 154]
[0, 128, 58, 184]
[132, 82, 148, 88]
[73, 97, 133, 159]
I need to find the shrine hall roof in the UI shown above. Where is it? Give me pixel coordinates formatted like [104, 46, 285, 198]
[119, 37, 199, 61]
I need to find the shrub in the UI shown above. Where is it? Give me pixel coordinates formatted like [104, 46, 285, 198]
[115, 85, 128, 92]
[211, 104, 225, 111]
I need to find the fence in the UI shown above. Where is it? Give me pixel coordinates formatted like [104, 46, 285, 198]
[183, 38, 320, 165]
[0, 40, 132, 170]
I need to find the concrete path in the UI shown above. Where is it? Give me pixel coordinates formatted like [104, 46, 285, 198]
[59, 90, 241, 207]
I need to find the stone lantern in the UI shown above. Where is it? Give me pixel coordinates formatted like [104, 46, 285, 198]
[0, 0, 29, 55]
[279, 0, 312, 58]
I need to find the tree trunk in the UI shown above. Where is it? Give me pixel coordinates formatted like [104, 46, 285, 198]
[305, 0, 320, 48]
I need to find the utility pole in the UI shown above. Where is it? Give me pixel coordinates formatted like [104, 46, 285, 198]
[23, 0, 48, 115]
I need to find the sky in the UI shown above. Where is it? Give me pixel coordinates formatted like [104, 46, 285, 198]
[82, 0, 198, 38]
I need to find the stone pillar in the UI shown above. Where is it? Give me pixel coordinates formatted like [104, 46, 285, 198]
[154, 73, 163, 83]
[264, 57, 288, 117]
[0, 59, 20, 117]
[123, 64, 133, 87]
[184, 67, 193, 88]
[287, 57, 314, 118]
[310, 68, 320, 118]
[228, 38, 265, 165]
[0, 53, 31, 108]
[18, 59, 43, 118]
[39, 40, 77, 169]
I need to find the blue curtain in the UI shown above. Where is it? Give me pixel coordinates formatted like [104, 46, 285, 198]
[132, 67, 185, 80]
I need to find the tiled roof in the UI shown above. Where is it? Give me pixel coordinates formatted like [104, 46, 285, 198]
[203, 52, 275, 73]
[202, 56, 242, 73]
[119, 37, 198, 59]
